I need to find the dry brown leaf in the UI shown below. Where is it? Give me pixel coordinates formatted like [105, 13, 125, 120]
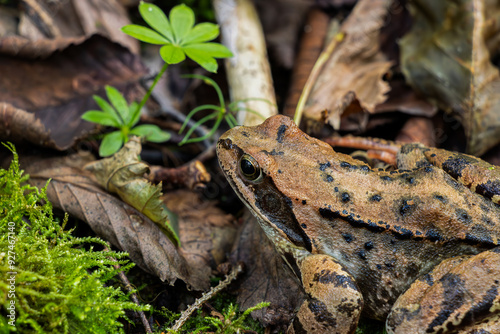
[400, 0, 500, 155]
[230, 211, 303, 331]
[303, 0, 393, 129]
[0, 35, 147, 150]
[18, 0, 138, 52]
[163, 190, 238, 278]
[25, 158, 209, 290]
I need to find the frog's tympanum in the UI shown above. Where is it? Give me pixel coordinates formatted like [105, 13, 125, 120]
[216, 115, 500, 334]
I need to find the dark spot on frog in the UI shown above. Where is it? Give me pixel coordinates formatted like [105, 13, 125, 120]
[319, 161, 331, 171]
[441, 155, 478, 178]
[376, 264, 382, 270]
[425, 229, 444, 242]
[476, 180, 500, 201]
[302, 199, 307, 205]
[340, 161, 351, 168]
[341, 192, 350, 203]
[456, 208, 472, 224]
[426, 273, 466, 333]
[262, 149, 284, 156]
[301, 223, 307, 229]
[313, 270, 358, 290]
[276, 124, 288, 143]
[334, 187, 339, 192]
[241, 131, 250, 137]
[430, 153, 436, 157]
[357, 250, 367, 260]
[424, 167, 433, 173]
[381, 175, 393, 182]
[464, 232, 494, 246]
[307, 299, 337, 327]
[360, 165, 370, 172]
[277, 169, 282, 174]
[342, 233, 353, 243]
[392, 225, 414, 239]
[398, 198, 417, 217]
[460, 285, 499, 329]
[406, 177, 415, 185]
[390, 171, 398, 175]
[433, 193, 448, 203]
[364, 241, 374, 250]
[370, 194, 382, 202]
[336, 299, 362, 318]
[324, 175, 334, 183]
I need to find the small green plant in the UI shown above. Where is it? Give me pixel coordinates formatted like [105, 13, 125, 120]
[81, 85, 170, 156]
[0, 143, 148, 333]
[178, 74, 268, 144]
[82, 2, 232, 156]
[122, 2, 232, 73]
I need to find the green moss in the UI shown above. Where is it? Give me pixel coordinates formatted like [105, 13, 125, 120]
[0, 143, 148, 333]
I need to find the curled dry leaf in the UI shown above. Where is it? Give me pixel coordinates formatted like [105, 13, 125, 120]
[230, 211, 303, 330]
[400, 0, 500, 155]
[302, 0, 393, 129]
[0, 35, 147, 150]
[25, 160, 208, 290]
[84, 137, 180, 246]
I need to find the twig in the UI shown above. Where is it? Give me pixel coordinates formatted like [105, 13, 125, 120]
[171, 263, 244, 332]
[105, 247, 152, 333]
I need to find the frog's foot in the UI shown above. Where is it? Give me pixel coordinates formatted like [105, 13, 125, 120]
[387, 248, 500, 334]
[288, 254, 363, 334]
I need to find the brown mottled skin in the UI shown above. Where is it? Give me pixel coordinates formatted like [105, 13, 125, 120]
[216, 115, 500, 333]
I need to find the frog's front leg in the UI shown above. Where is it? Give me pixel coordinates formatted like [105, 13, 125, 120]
[387, 248, 500, 334]
[289, 254, 363, 334]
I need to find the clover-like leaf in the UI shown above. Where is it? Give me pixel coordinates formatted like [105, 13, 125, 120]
[100, 131, 125, 157]
[169, 4, 194, 42]
[160, 44, 186, 64]
[121, 25, 168, 45]
[122, 2, 232, 73]
[105, 86, 130, 125]
[139, 2, 174, 41]
[81, 111, 120, 127]
[130, 124, 171, 143]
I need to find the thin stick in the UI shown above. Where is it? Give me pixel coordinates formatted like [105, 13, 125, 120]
[171, 263, 244, 332]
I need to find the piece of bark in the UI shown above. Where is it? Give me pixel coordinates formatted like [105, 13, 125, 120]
[213, 0, 278, 126]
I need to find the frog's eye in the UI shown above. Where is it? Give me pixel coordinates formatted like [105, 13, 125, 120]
[239, 154, 262, 182]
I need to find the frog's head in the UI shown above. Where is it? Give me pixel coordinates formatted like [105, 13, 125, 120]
[217, 115, 322, 272]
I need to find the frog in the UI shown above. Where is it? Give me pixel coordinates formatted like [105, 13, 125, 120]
[216, 114, 500, 334]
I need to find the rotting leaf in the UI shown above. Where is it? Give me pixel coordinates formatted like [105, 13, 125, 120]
[23, 161, 208, 290]
[302, 0, 393, 129]
[84, 137, 180, 246]
[400, 0, 500, 155]
[229, 211, 303, 331]
[0, 35, 147, 150]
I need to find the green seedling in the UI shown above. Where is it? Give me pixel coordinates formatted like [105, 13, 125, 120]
[122, 2, 232, 73]
[83, 2, 233, 156]
[178, 74, 269, 145]
[81, 85, 171, 157]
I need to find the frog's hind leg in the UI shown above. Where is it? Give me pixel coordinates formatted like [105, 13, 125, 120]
[424, 147, 500, 204]
[386, 248, 500, 334]
[288, 254, 363, 334]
